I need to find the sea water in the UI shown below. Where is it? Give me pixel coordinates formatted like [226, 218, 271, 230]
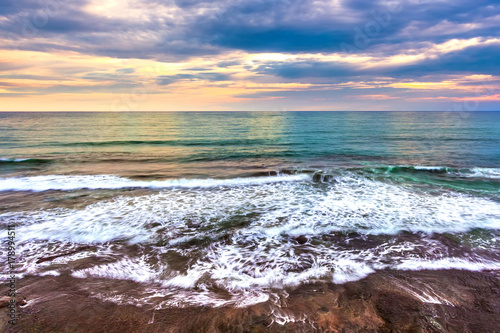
[1, 111, 499, 307]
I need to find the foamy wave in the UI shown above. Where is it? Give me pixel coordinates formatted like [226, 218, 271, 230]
[412, 165, 450, 171]
[0, 174, 310, 192]
[4, 174, 500, 307]
[464, 167, 500, 179]
[374, 165, 500, 179]
[0, 158, 31, 162]
[72, 257, 159, 283]
[55, 242, 500, 309]
[5, 174, 499, 244]
[396, 257, 500, 271]
[412, 165, 500, 179]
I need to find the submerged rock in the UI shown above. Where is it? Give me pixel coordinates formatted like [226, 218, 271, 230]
[294, 235, 308, 244]
[312, 173, 336, 183]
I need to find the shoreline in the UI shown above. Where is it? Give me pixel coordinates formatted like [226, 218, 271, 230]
[3, 269, 499, 332]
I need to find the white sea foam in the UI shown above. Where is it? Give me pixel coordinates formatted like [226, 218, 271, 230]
[72, 257, 160, 283]
[396, 257, 500, 271]
[270, 309, 308, 326]
[394, 282, 457, 306]
[0, 157, 32, 162]
[5, 173, 500, 246]
[39, 271, 61, 277]
[3, 174, 500, 307]
[383, 165, 500, 179]
[464, 167, 500, 179]
[412, 165, 449, 171]
[0, 174, 310, 192]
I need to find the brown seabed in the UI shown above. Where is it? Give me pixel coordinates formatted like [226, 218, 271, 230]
[2, 269, 499, 333]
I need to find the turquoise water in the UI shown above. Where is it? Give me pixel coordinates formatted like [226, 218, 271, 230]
[1, 111, 499, 308]
[1, 112, 500, 174]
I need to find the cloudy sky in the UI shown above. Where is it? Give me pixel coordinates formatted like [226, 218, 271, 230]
[0, 0, 499, 111]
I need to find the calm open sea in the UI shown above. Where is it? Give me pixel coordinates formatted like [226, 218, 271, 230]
[1, 111, 499, 307]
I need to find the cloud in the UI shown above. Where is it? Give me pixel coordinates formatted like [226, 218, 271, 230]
[1, 0, 498, 59]
[157, 72, 232, 85]
[115, 68, 136, 74]
[248, 38, 500, 83]
[256, 61, 357, 79]
[357, 94, 398, 100]
[0, 0, 499, 110]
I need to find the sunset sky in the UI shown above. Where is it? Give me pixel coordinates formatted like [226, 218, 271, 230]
[1, 0, 499, 111]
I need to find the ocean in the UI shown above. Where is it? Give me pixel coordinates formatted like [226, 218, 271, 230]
[1, 111, 500, 310]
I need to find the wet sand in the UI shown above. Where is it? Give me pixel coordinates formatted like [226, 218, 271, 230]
[2, 269, 499, 333]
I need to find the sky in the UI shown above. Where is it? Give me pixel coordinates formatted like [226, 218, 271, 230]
[0, 0, 499, 111]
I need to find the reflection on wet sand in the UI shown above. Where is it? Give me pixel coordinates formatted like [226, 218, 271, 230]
[4, 269, 499, 332]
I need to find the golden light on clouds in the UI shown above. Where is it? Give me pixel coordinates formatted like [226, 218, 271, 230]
[1, 26, 499, 110]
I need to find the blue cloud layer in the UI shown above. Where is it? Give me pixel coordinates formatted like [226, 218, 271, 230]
[1, 0, 498, 56]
